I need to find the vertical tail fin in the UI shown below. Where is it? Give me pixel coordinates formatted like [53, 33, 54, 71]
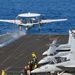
[68, 30, 72, 45]
[68, 52, 75, 61]
[70, 30, 75, 52]
[68, 30, 75, 60]
[52, 39, 57, 45]
[47, 39, 57, 55]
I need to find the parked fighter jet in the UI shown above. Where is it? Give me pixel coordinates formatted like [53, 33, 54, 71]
[0, 12, 67, 31]
[31, 30, 75, 73]
[31, 50, 75, 73]
[38, 47, 69, 64]
[42, 30, 72, 56]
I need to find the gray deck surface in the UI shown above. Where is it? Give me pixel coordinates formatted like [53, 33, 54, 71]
[0, 33, 14, 44]
[0, 34, 68, 75]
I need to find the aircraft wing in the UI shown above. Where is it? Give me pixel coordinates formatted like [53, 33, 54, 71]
[0, 20, 21, 25]
[56, 61, 75, 68]
[56, 64, 75, 72]
[21, 19, 68, 26]
[40, 19, 67, 23]
[61, 65, 75, 67]
[0, 19, 67, 25]
[31, 64, 62, 73]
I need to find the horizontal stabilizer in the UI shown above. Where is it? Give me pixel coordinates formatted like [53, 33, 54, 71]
[65, 65, 75, 67]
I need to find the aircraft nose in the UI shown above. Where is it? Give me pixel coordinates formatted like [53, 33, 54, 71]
[31, 68, 42, 73]
[38, 59, 47, 64]
[42, 51, 47, 55]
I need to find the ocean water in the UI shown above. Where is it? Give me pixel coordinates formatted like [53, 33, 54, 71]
[0, 0, 75, 34]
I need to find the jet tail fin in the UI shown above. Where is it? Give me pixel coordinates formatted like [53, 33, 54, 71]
[68, 30, 72, 45]
[49, 37, 60, 45]
[67, 52, 75, 61]
[68, 30, 75, 60]
[47, 39, 58, 55]
[43, 37, 60, 56]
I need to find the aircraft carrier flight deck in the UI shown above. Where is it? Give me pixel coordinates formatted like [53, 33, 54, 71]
[0, 34, 68, 75]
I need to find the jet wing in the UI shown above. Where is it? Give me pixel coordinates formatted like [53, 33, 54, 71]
[56, 65, 75, 72]
[40, 19, 67, 23]
[62, 65, 75, 67]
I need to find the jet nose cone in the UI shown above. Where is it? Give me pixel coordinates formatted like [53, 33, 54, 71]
[31, 68, 42, 73]
[42, 51, 47, 56]
[38, 60, 47, 64]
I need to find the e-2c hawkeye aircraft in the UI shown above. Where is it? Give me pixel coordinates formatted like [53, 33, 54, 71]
[0, 12, 67, 31]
